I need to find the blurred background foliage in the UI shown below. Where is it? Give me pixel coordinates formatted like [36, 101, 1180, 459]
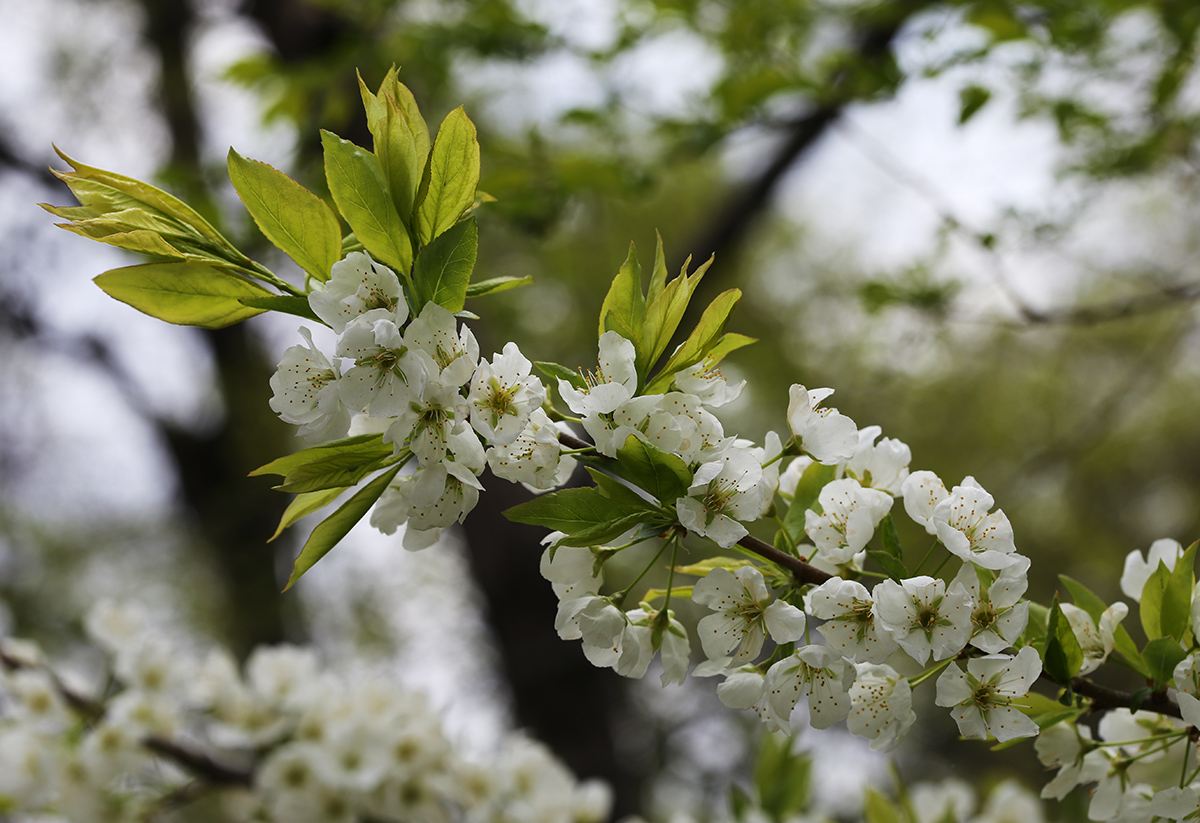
[5, 0, 1200, 818]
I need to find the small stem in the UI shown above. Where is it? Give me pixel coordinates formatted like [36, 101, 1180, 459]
[559, 447, 598, 456]
[614, 540, 670, 609]
[908, 658, 954, 688]
[1093, 731, 1187, 748]
[662, 536, 681, 612]
[761, 451, 785, 469]
[913, 539, 940, 575]
[929, 552, 952, 578]
[1182, 737, 1192, 789]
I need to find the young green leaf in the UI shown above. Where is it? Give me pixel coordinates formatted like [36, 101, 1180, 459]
[275, 441, 401, 494]
[674, 556, 759, 576]
[1142, 636, 1187, 687]
[585, 468, 659, 514]
[1058, 575, 1108, 623]
[644, 288, 742, 393]
[535, 361, 586, 390]
[1140, 561, 1172, 641]
[269, 487, 347, 542]
[466, 275, 533, 299]
[1043, 594, 1084, 684]
[880, 514, 903, 559]
[867, 550, 907, 582]
[283, 465, 401, 591]
[411, 217, 477, 313]
[94, 262, 271, 329]
[238, 295, 322, 323]
[373, 78, 430, 225]
[641, 245, 713, 375]
[1161, 542, 1196, 641]
[321, 130, 412, 274]
[415, 107, 480, 246]
[504, 485, 657, 546]
[598, 242, 646, 352]
[613, 435, 693, 503]
[250, 433, 389, 478]
[227, 148, 342, 283]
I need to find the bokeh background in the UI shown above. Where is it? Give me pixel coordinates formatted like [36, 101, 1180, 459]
[4, 0, 1200, 819]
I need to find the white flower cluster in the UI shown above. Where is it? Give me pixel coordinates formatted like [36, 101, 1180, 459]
[0, 600, 610, 823]
[270, 252, 574, 549]
[530, 331, 1049, 752]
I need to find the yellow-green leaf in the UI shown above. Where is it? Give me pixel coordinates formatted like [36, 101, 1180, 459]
[321, 130, 412, 274]
[412, 217, 477, 313]
[227, 148, 342, 282]
[415, 107, 480, 245]
[269, 488, 346, 542]
[94, 262, 271, 329]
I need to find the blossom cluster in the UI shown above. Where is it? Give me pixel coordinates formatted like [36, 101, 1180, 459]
[0, 600, 609, 823]
[270, 251, 573, 549]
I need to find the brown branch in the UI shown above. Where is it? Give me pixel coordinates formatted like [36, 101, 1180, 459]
[143, 736, 254, 786]
[1069, 677, 1182, 721]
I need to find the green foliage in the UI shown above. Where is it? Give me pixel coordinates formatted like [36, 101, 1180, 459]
[1043, 594, 1084, 684]
[411, 217, 477, 313]
[753, 733, 811, 822]
[284, 465, 403, 591]
[227, 148, 342, 283]
[611, 435, 693, 503]
[250, 433, 392, 480]
[534, 361, 586, 390]
[465, 275, 533, 299]
[43, 147, 252, 271]
[238, 295, 321, 323]
[269, 488, 347, 542]
[416, 107, 481, 246]
[359, 68, 431, 226]
[504, 482, 662, 548]
[321, 129, 413, 275]
[1142, 636, 1187, 687]
[93, 263, 271, 329]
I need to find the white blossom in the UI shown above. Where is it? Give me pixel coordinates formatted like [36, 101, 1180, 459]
[269, 327, 350, 440]
[952, 559, 1030, 654]
[847, 662, 916, 751]
[336, 317, 429, 418]
[674, 359, 744, 407]
[785, 384, 858, 465]
[403, 301, 479, 388]
[676, 448, 763, 548]
[930, 477, 1019, 570]
[308, 252, 406, 333]
[804, 477, 893, 565]
[487, 410, 575, 490]
[1120, 537, 1184, 602]
[691, 566, 805, 662]
[803, 578, 898, 663]
[934, 647, 1041, 743]
[468, 342, 544, 445]
[842, 425, 911, 495]
[872, 576, 972, 664]
[1061, 601, 1129, 675]
[762, 645, 851, 730]
[901, 470, 949, 535]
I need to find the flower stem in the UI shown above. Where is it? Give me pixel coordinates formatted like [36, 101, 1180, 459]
[614, 540, 669, 609]
[908, 658, 954, 688]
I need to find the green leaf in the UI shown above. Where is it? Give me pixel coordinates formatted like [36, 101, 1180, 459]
[585, 468, 659, 514]
[867, 550, 907, 582]
[1142, 637, 1187, 687]
[755, 732, 811, 820]
[94, 262, 271, 329]
[641, 585, 694, 603]
[1058, 575, 1108, 624]
[780, 462, 836, 543]
[227, 148, 342, 283]
[613, 435, 693, 503]
[276, 441, 400, 494]
[863, 788, 902, 823]
[880, 514, 903, 559]
[701, 332, 756, 366]
[321, 130, 412, 274]
[1113, 625, 1151, 679]
[644, 288, 742, 393]
[251, 433, 389, 478]
[466, 275, 533, 299]
[1161, 543, 1196, 641]
[377, 76, 430, 224]
[598, 242, 646, 358]
[412, 217, 477, 313]
[535, 361, 585, 390]
[641, 244, 714, 374]
[238, 295, 321, 323]
[1043, 594, 1084, 684]
[1023, 601, 1048, 648]
[269, 487, 346, 542]
[958, 85, 992, 125]
[1140, 561, 1172, 640]
[675, 556, 758, 576]
[415, 106, 480, 246]
[504, 485, 655, 544]
[283, 465, 401, 591]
